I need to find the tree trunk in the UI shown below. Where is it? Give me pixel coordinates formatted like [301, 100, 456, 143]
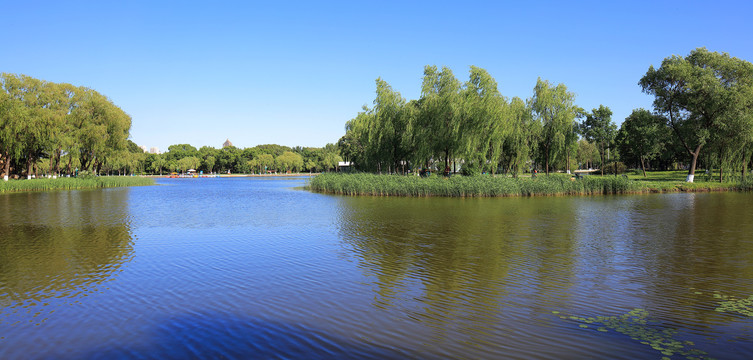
[444, 149, 450, 175]
[717, 151, 721, 183]
[2, 151, 10, 180]
[743, 159, 748, 181]
[686, 144, 702, 182]
[640, 156, 647, 178]
[26, 154, 33, 179]
[719, 165, 723, 183]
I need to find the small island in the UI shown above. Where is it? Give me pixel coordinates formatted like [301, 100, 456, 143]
[313, 48, 753, 197]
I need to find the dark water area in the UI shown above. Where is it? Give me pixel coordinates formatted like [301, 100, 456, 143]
[1, 177, 752, 359]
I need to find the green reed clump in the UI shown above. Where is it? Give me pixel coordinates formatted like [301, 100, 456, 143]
[309, 173, 649, 197]
[0, 176, 154, 194]
[736, 177, 753, 191]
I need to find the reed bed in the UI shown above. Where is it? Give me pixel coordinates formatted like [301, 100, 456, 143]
[309, 173, 750, 197]
[0, 176, 154, 194]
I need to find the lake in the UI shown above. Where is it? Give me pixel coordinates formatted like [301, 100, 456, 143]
[1, 177, 752, 359]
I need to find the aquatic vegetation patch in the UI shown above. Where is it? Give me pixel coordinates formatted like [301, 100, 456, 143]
[308, 172, 748, 197]
[687, 288, 753, 318]
[554, 308, 711, 359]
[310, 173, 641, 197]
[715, 295, 753, 317]
[0, 177, 154, 193]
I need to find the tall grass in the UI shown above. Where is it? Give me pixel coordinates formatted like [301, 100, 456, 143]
[309, 173, 749, 197]
[0, 176, 154, 194]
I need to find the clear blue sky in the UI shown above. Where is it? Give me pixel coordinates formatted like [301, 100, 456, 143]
[3, 0, 752, 152]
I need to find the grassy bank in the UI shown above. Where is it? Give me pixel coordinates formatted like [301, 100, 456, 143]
[309, 172, 753, 197]
[0, 176, 155, 194]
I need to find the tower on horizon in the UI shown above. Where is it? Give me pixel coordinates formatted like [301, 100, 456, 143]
[223, 139, 233, 148]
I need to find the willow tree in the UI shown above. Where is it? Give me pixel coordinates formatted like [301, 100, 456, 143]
[530, 78, 579, 175]
[640, 48, 753, 182]
[418, 65, 462, 173]
[0, 82, 29, 180]
[45, 83, 78, 176]
[371, 78, 409, 173]
[1, 74, 53, 177]
[460, 66, 508, 175]
[70, 88, 131, 173]
[339, 108, 374, 171]
[502, 97, 538, 177]
[276, 151, 304, 173]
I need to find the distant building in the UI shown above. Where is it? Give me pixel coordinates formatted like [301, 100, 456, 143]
[138, 145, 148, 153]
[338, 161, 353, 172]
[149, 147, 160, 154]
[223, 139, 234, 148]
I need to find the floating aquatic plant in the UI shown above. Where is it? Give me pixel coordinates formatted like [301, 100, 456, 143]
[553, 308, 711, 359]
[715, 295, 753, 317]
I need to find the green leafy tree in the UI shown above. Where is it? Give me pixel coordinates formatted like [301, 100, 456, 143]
[616, 109, 667, 177]
[203, 155, 216, 173]
[531, 78, 579, 175]
[305, 160, 318, 173]
[151, 156, 167, 175]
[640, 47, 753, 182]
[255, 154, 275, 173]
[275, 151, 303, 173]
[418, 65, 462, 173]
[576, 139, 599, 170]
[461, 66, 508, 175]
[165, 144, 199, 161]
[501, 97, 538, 177]
[0, 79, 29, 180]
[371, 78, 410, 173]
[581, 105, 617, 176]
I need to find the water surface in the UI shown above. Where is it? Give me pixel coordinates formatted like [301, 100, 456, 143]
[1, 178, 752, 359]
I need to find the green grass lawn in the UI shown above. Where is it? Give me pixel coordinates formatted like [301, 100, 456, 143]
[622, 170, 751, 191]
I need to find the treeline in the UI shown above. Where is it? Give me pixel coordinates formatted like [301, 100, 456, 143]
[1, 73, 344, 178]
[140, 143, 342, 175]
[338, 48, 753, 182]
[1, 73, 131, 179]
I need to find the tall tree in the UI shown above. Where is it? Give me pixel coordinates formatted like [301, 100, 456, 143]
[616, 109, 667, 177]
[418, 65, 462, 173]
[0, 78, 29, 180]
[461, 66, 508, 175]
[501, 97, 538, 177]
[575, 139, 598, 170]
[276, 151, 303, 173]
[530, 78, 579, 175]
[372, 78, 409, 173]
[581, 105, 616, 176]
[640, 47, 753, 182]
